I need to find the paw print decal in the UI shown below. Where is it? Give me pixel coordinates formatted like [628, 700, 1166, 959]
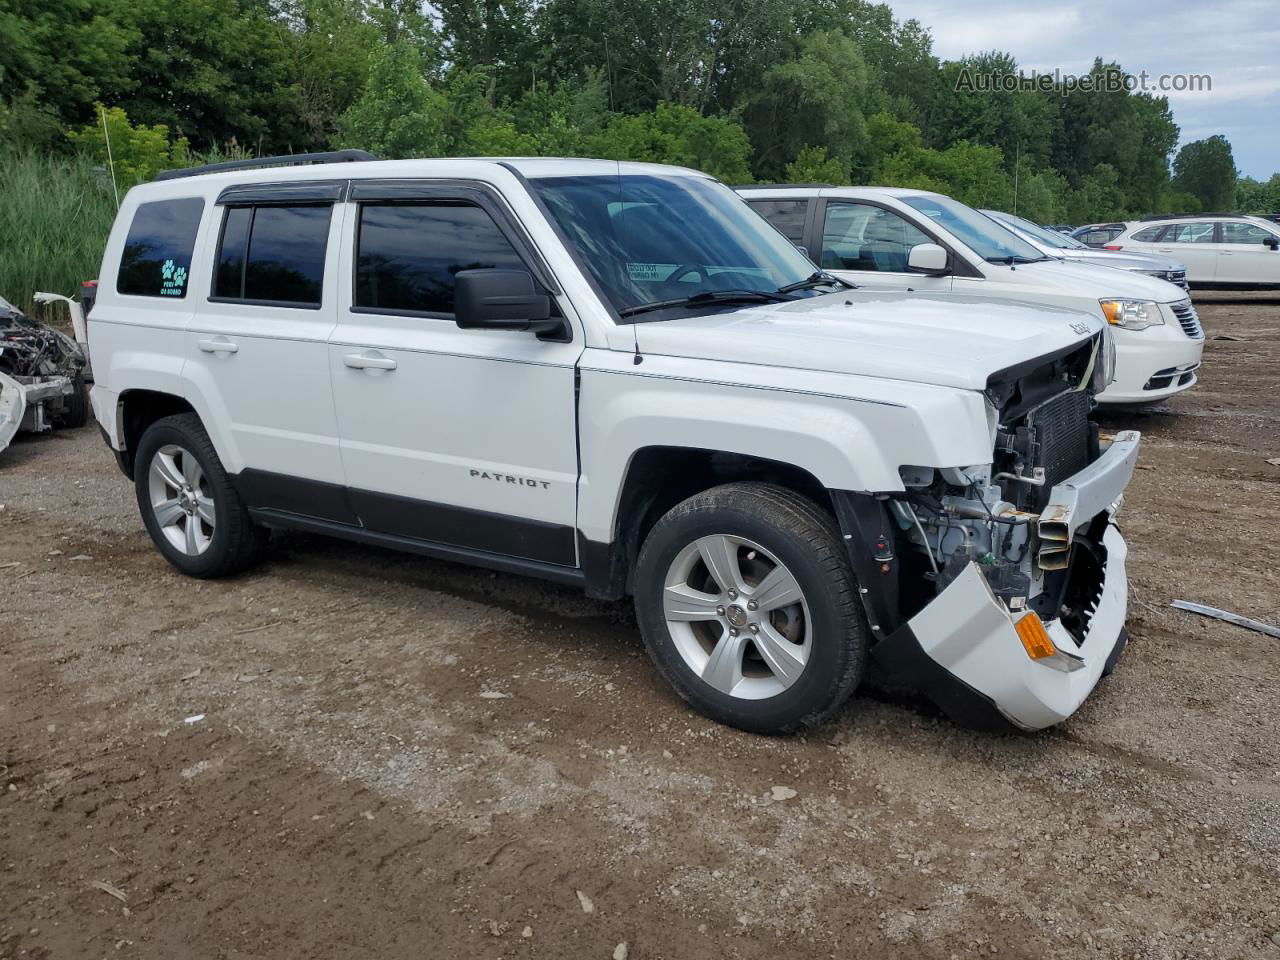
[161, 259, 175, 280]
[172, 266, 187, 288]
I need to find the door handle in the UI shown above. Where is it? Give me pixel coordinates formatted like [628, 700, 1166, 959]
[343, 352, 397, 371]
[197, 337, 238, 354]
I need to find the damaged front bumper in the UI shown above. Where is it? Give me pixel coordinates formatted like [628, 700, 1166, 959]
[0, 371, 76, 453]
[874, 430, 1140, 731]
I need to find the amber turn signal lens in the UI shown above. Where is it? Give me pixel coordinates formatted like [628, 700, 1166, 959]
[1015, 612, 1057, 660]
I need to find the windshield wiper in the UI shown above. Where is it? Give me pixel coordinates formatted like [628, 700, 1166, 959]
[986, 255, 1050, 265]
[618, 289, 792, 319]
[776, 271, 852, 294]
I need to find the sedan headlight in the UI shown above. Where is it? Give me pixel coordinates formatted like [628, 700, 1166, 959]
[1099, 299, 1164, 331]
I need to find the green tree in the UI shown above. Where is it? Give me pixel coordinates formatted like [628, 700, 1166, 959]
[1172, 135, 1238, 211]
[586, 102, 753, 182]
[0, 0, 137, 128]
[743, 30, 872, 181]
[785, 145, 847, 184]
[334, 41, 447, 158]
[68, 104, 189, 183]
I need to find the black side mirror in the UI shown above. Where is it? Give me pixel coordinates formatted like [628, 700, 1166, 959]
[1265, 236, 1279, 251]
[454, 269, 561, 334]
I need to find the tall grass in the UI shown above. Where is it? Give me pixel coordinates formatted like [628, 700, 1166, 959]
[0, 151, 118, 320]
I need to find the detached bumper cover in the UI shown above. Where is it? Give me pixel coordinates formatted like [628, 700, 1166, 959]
[875, 433, 1138, 731]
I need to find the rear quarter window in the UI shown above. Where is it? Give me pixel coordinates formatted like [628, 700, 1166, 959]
[116, 198, 206, 298]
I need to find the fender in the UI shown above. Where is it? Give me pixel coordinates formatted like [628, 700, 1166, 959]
[574, 349, 994, 546]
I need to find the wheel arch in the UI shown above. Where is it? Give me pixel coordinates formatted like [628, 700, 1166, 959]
[115, 389, 197, 479]
[581, 445, 837, 600]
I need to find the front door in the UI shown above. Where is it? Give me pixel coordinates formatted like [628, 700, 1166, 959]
[1216, 221, 1280, 284]
[327, 185, 582, 566]
[817, 201, 954, 293]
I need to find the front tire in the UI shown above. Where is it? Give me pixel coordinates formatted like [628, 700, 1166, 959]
[634, 482, 868, 734]
[134, 413, 267, 578]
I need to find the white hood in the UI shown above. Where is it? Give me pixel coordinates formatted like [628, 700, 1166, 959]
[1012, 258, 1188, 302]
[634, 291, 1101, 392]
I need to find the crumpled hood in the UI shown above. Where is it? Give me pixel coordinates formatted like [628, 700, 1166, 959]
[634, 291, 1101, 392]
[1057, 248, 1186, 273]
[1013, 257, 1188, 301]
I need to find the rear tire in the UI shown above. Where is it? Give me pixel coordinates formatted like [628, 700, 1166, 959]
[134, 413, 267, 578]
[634, 482, 868, 734]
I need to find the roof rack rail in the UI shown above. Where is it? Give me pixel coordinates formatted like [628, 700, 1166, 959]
[154, 149, 378, 182]
[730, 183, 835, 190]
[1138, 211, 1244, 221]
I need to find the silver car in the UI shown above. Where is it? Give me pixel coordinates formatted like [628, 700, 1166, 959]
[983, 210, 1188, 290]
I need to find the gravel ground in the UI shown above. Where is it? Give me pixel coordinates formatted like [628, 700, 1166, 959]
[2, 293, 1279, 960]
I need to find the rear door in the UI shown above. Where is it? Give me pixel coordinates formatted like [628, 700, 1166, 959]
[1217, 221, 1280, 284]
[327, 181, 581, 565]
[184, 184, 347, 511]
[1152, 221, 1219, 282]
[815, 200, 954, 293]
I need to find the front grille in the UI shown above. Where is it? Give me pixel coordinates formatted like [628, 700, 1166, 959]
[1170, 299, 1203, 339]
[1167, 270, 1187, 289]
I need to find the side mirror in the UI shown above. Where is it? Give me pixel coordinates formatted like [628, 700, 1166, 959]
[1265, 236, 1279, 251]
[907, 242, 950, 275]
[454, 269, 559, 334]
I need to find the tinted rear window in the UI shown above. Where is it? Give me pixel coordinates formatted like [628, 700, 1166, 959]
[117, 198, 205, 298]
[213, 204, 332, 306]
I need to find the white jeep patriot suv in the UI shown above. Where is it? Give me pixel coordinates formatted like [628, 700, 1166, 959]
[88, 152, 1139, 734]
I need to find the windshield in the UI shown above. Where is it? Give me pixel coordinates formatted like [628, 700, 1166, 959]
[528, 173, 819, 317]
[901, 194, 1045, 263]
[987, 211, 1086, 250]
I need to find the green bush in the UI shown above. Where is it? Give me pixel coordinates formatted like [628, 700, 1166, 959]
[0, 150, 117, 316]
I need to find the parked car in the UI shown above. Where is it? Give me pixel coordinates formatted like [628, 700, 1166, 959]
[1107, 214, 1280, 288]
[1071, 223, 1128, 247]
[983, 209, 1188, 289]
[88, 152, 1137, 734]
[0, 292, 90, 454]
[740, 186, 1203, 405]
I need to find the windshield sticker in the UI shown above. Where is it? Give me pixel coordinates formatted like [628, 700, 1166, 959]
[627, 262, 677, 282]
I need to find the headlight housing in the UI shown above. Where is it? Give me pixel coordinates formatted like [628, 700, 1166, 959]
[1099, 298, 1164, 331]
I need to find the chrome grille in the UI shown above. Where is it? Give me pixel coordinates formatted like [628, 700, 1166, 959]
[1170, 299, 1203, 339]
[1167, 270, 1187, 289]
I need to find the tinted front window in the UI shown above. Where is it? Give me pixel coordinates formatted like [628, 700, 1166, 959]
[117, 198, 205, 298]
[747, 199, 808, 244]
[901, 194, 1043, 262]
[529, 174, 816, 315]
[355, 203, 525, 314]
[1221, 221, 1273, 244]
[821, 202, 930, 272]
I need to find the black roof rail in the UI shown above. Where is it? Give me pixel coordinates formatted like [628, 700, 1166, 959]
[730, 183, 835, 190]
[154, 149, 378, 182]
[1138, 211, 1245, 221]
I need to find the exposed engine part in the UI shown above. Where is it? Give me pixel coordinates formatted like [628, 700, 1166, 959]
[0, 293, 89, 454]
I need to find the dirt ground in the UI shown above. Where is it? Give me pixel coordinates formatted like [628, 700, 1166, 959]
[3, 293, 1279, 960]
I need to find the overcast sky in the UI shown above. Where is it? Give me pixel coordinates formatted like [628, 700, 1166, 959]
[884, 0, 1279, 180]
